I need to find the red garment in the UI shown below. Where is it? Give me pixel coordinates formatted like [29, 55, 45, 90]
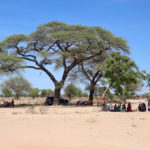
[129, 105, 132, 111]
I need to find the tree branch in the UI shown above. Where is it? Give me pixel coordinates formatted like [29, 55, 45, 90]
[20, 66, 41, 70]
[80, 64, 92, 81]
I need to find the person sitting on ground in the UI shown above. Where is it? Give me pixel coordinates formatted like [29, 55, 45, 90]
[138, 103, 141, 111]
[118, 104, 122, 112]
[138, 103, 146, 112]
[122, 104, 126, 112]
[5, 101, 9, 107]
[148, 100, 150, 111]
[108, 102, 113, 111]
[117, 104, 120, 111]
[102, 103, 107, 111]
[114, 104, 118, 112]
[3, 101, 6, 107]
[127, 102, 132, 112]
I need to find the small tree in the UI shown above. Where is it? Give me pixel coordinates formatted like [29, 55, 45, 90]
[40, 89, 54, 97]
[64, 84, 84, 100]
[1, 76, 31, 99]
[64, 84, 77, 100]
[1, 88, 13, 97]
[102, 52, 145, 103]
[29, 88, 39, 98]
[40, 89, 48, 97]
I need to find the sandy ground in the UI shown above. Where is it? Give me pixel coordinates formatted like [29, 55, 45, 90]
[0, 101, 150, 150]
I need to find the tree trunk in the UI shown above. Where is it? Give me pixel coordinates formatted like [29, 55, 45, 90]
[53, 88, 61, 105]
[102, 86, 110, 104]
[69, 95, 72, 101]
[89, 88, 94, 103]
[88, 82, 96, 105]
[16, 94, 19, 99]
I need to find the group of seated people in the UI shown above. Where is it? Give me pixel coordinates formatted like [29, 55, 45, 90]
[0, 99, 14, 108]
[105, 102, 132, 112]
[103, 101, 149, 112]
[77, 100, 93, 106]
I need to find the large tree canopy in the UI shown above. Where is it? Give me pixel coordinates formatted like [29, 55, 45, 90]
[0, 21, 130, 104]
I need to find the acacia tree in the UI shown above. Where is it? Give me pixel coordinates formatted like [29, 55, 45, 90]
[77, 57, 105, 103]
[1, 76, 31, 99]
[102, 52, 145, 103]
[71, 63, 103, 103]
[0, 52, 23, 74]
[69, 51, 129, 103]
[0, 21, 129, 104]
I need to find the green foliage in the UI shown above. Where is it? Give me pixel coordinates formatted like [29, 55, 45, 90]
[64, 84, 86, 100]
[146, 74, 150, 90]
[2, 88, 13, 97]
[1, 76, 31, 99]
[82, 92, 88, 97]
[40, 89, 49, 97]
[75, 87, 84, 97]
[0, 21, 130, 75]
[64, 84, 77, 100]
[0, 52, 24, 74]
[29, 88, 39, 98]
[40, 89, 53, 97]
[103, 52, 145, 97]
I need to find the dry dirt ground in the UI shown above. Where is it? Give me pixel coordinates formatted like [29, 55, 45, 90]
[0, 98, 150, 150]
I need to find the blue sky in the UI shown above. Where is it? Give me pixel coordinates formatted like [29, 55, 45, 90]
[0, 0, 150, 93]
